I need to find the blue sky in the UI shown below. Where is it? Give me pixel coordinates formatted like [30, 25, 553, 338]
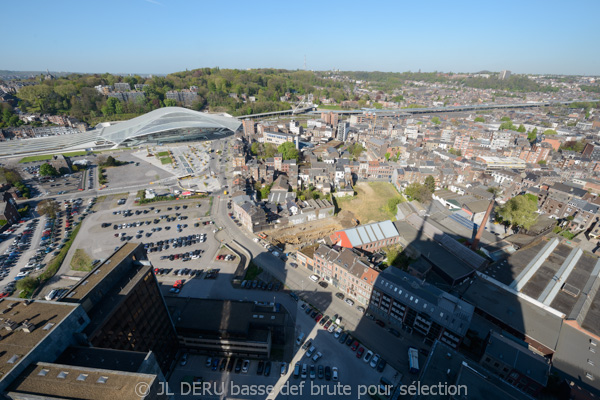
[2, 0, 599, 75]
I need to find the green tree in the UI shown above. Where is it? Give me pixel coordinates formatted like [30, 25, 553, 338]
[264, 143, 277, 159]
[424, 175, 436, 193]
[448, 148, 462, 156]
[500, 116, 511, 122]
[250, 142, 260, 156]
[544, 129, 558, 135]
[39, 163, 58, 177]
[163, 98, 177, 107]
[386, 197, 403, 213]
[496, 194, 538, 230]
[0, 168, 22, 185]
[37, 199, 59, 218]
[404, 183, 432, 203]
[348, 143, 365, 159]
[474, 116, 485, 123]
[99, 155, 125, 167]
[517, 124, 526, 133]
[431, 116, 441, 125]
[499, 121, 516, 131]
[384, 152, 391, 161]
[538, 160, 547, 165]
[277, 141, 299, 161]
[527, 129, 537, 142]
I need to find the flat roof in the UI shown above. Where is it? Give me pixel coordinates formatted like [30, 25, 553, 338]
[166, 298, 285, 340]
[394, 221, 474, 282]
[8, 362, 160, 400]
[417, 341, 532, 400]
[61, 243, 141, 302]
[0, 299, 81, 378]
[56, 347, 147, 373]
[461, 276, 563, 351]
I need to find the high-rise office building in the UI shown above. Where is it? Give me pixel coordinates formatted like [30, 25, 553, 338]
[499, 70, 511, 80]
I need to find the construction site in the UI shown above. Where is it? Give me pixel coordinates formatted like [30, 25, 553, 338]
[265, 210, 358, 252]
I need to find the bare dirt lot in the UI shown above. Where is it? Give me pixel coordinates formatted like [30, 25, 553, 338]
[268, 212, 358, 252]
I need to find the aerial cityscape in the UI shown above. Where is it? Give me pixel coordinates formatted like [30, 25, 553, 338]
[0, 1, 599, 399]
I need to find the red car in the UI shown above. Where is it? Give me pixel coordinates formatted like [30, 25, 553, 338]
[351, 341, 359, 351]
[154, 268, 160, 274]
[356, 347, 365, 358]
[315, 314, 323, 322]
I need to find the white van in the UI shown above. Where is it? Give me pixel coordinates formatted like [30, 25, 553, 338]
[296, 332, 305, 346]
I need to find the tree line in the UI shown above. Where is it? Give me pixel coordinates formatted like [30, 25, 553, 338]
[11, 68, 347, 124]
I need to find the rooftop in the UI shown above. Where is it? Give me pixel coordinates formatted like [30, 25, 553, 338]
[0, 299, 83, 378]
[375, 267, 474, 336]
[166, 298, 285, 341]
[394, 220, 475, 282]
[417, 341, 533, 400]
[55, 347, 147, 373]
[61, 243, 142, 303]
[8, 362, 162, 400]
[460, 275, 564, 352]
[482, 238, 600, 336]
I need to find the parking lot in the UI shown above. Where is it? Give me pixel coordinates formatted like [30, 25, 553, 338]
[20, 163, 87, 197]
[102, 150, 175, 189]
[0, 196, 96, 298]
[39, 196, 225, 298]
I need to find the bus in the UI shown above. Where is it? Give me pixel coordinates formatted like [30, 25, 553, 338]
[408, 347, 419, 374]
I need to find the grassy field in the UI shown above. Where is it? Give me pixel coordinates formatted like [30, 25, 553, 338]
[157, 151, 170, 157]
[19, 151, 88, 163]
[160, 157, 172, 164]
[70, 249, 94, 271]
[336, 182, 404, 224]
[317, 105, 343, 110]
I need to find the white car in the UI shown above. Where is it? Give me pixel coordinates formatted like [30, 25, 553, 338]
[332, 367, 339, 381]
[370, 354, 380, 369]
[328, 323, 336, 333]
[312, 352, 322, 362]
[363, 350, 373, 363]
[345, 298, 355, 306]
[309, 274, 319, 282]
[242, 359, 250, 373]
[305, 346, 316, 358]
[334, 327, 343, 338]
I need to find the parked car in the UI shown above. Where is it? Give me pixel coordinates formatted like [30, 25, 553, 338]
[356, 347, 365, 358]
[370, 353, 380, 368]
[324, 366, 332, 381]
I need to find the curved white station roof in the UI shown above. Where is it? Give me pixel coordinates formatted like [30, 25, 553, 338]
[97, 107, 242, 145]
